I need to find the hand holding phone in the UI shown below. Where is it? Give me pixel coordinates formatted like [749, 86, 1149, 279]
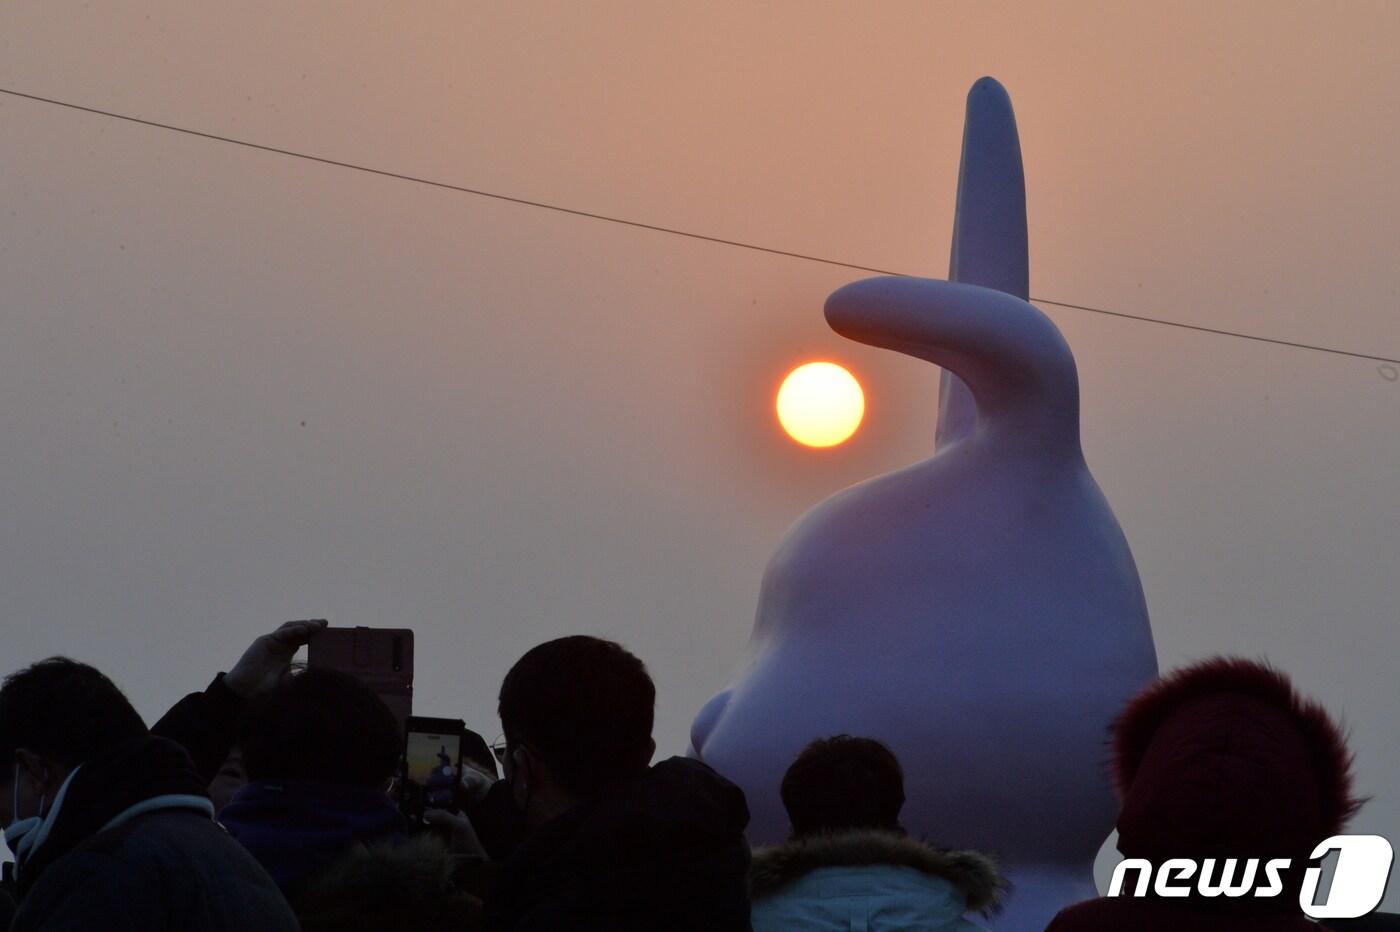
[421, 808, 487, 858]
[225, 619, 328, 698]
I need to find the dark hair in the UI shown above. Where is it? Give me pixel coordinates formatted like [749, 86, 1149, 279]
[498, 636, 654, 798]
[237, 668, 401, 787]
[780, 735, 906, 837]
[0, 657, 148, 769]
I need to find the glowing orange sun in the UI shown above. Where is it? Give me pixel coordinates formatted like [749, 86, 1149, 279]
[776, 362, 865, 448]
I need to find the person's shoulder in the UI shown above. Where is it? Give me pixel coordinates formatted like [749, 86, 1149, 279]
[94, 808, 285, 896]
[99, 810, 298, 927]
[15, 809, 295, 932]
[650, 756, 748, 802]
[642, 757, 751, 834]
[101, 807, 239, 857]
[653, 755, 729, 781]
[23, 811, 211, 902]
[11, 847, 144, 931]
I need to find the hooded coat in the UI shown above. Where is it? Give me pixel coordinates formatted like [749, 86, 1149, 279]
[1047, 657, 1363, 932]
[294, 833, 484, 932]
[749, 829, 1004, 931]
[483, 756, 752, 931]
[8, 735, 297, 932]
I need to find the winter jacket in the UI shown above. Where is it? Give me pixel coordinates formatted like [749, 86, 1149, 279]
[219, 777, 408, 897]
[295, 833, 484, 931]
[8, 735, 297, 932]
[749, 829, 1003, 931]
[484, 756, 753, 931]
[1047, 657, 1362, 932]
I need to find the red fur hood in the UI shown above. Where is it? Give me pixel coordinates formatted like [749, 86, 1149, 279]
[1111, 657, 1361, 863]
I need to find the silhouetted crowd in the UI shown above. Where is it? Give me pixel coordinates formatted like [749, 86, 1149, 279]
[0, 624, 1394, 930]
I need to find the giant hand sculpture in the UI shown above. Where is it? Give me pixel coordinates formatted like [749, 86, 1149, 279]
[690, 78, 1158, 931]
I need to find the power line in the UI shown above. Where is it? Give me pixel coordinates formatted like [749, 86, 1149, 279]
[1029, 299, 1399, 367]
[0, 89, 903, 275]
[3, 85, 1398, 369]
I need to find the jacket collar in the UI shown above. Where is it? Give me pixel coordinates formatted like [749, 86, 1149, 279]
[15, 736, 210, 899]
[749, 829, 1005, 913]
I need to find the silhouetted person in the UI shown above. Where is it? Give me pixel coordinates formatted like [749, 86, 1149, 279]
[218, 667, 480, 929]
[483, 635, 752, 931]
[219, 668, 405, 891]
[0, 657, 297, 931]
[1047, 657, 1366, 932]
[749, 735, 1003, 930]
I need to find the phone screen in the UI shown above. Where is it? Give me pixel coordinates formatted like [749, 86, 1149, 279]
[404, 729, 463, 810]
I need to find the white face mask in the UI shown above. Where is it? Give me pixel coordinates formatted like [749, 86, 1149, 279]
[4, 762, 80, 876]
[4, 762, 46, 863]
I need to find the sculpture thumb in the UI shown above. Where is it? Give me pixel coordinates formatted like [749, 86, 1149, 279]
[825, 275, 1081, 454]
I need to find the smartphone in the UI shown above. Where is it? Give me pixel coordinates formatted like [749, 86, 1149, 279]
[401, 716, 466, 820]
[306, 626, 414, 731]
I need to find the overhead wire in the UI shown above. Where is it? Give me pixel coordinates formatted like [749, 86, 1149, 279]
[2, 85, 1397, 369]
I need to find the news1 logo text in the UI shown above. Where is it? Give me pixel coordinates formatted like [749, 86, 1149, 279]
[1108, 835, 1395, 920]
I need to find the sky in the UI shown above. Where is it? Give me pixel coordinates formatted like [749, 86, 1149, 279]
[2, 1, 1397, 904]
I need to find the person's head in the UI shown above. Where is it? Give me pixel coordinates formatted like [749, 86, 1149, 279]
[497, 636, 655, 822]
[237, 668, 400, 789]
[0, 657, 148, 825]
[1112, 657, 1361, 863]
[780, 735, 906, 839]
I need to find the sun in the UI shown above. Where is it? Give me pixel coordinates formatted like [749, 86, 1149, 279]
[776, 362, 865, 448]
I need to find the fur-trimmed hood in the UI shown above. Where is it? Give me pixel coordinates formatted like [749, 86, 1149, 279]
[1111, 656, 1361, 864]
[750, 829, 1005, 914]
[295, 833, 482, 932]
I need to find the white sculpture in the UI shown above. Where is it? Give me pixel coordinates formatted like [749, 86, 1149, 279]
[690, 77, 1158, 931]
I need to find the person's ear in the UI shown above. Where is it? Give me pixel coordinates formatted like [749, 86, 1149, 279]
[13, 749, 53, 793]
[510, 747, 531, 790]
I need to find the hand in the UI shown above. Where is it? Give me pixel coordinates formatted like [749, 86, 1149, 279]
[422, 808, 487, 858]
[458, 762, 497, 804]
[223, 619, 328, 699]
